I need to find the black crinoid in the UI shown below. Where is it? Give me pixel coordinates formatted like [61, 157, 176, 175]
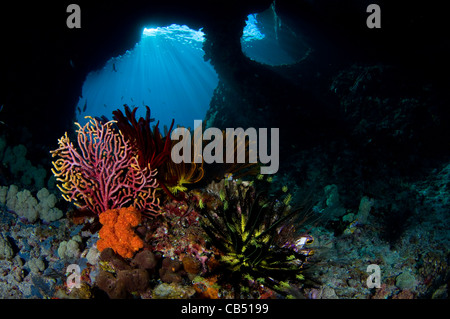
[199, 180, 314, 298]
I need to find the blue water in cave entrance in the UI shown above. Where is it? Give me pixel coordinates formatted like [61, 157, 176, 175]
[241, 4, 310, 66]
[75, 24, 219, 131]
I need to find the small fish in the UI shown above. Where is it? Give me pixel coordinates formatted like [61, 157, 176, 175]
[77, 106, 81, 114]
[103, 104, 107, 108]
[82, 100, 87, 112]
[112, 63, 117, 72]
[224, 173, 233, 181]
[147, 88, 152, 94]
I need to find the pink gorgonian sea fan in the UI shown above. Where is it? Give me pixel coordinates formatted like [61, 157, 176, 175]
[50, 116, 160, 217]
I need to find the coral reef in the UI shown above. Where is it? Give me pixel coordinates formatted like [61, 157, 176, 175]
[159, 257, 185, 283]
[111, 105, 205, 200]
[96, 267, 150, 299]
[0, 98, 448, 302]
[0, 162, 449, 299]
[95, 247, 159, 298]
[112, 105, 174, 173]
[0, 185, 63, 223]
[96, 207, 144, 259]
[152, 282, 195, 299]
[198, 180, 314, 297]
[50, 117, 160, 216]
[161, 153, 205, 196]
[0, 138, 48, 190]
[0, 233, 13, 260]
[57, 235, 82, 260]
[130, 250, 158, 271]
[192, 275, 220, 299]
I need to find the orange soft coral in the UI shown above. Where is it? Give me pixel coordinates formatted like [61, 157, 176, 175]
[97, 206, 144, 258]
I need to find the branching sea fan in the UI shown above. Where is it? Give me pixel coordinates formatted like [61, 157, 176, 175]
[50, 117, 160, 217]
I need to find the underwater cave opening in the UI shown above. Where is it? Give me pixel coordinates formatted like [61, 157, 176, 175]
[240, 3, 310, 66]
[75, 23, 219, 131]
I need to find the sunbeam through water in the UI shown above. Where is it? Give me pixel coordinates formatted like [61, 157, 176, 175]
[75, 24, 219, 130]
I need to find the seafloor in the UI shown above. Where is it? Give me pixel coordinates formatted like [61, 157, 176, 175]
[0, 133, 448, 299]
